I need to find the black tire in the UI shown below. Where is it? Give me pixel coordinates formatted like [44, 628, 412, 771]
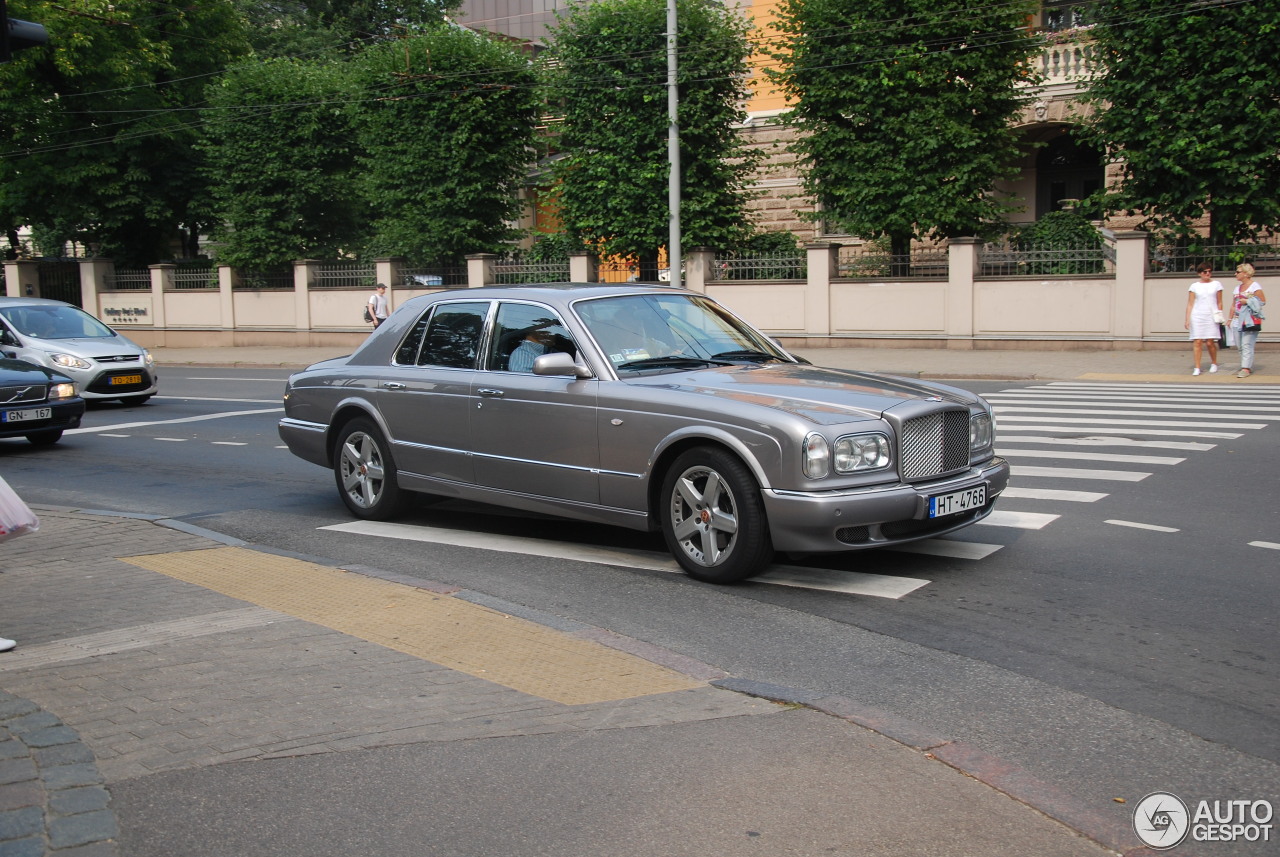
[123, 395, 151, 405]
[659, 446, 773, 583]
[332, 417, 406, 520]
[25, 430, 63, 446]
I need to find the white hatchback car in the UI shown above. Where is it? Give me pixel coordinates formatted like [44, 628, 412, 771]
[0, 297, 158, 404]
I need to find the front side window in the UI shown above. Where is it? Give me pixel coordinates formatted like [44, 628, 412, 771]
[396, 301, 489, 368]
[489, 302, 577, 373]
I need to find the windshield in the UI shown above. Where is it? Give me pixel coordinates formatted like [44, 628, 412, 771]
[574, 293, 790, 375]
[0, 305, 116, 340]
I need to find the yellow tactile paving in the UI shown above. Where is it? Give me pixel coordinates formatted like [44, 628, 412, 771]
[120, 547, 700, 706]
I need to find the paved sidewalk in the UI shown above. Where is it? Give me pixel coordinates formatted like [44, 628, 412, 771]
[147, 341, 1278, 384]
[0, 508, 1124, 856]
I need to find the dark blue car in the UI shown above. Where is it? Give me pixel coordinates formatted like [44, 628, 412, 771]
[0, 357, 86, 446]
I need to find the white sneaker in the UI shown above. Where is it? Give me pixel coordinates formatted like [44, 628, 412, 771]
[1209, 364, 1219, 373]
[0, 638, 15, 653]
[1192, 368, 1201, 376]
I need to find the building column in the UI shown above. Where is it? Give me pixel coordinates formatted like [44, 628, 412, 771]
[149, 263, 174, 329]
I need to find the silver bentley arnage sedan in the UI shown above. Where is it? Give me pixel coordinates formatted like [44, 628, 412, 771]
[279, 284, 1009, 583]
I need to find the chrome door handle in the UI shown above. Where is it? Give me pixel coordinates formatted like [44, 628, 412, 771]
[477, 388, 504, 398]
[383, 382, 407, 390]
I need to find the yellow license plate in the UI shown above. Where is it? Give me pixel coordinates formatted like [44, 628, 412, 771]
[109, 374, 142, 385]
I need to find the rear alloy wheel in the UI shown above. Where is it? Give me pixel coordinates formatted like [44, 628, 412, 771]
[660, 446, 773, 583]
[333, 418, 405, 520]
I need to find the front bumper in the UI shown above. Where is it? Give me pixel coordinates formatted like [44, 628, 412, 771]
[762, 457, 1010, 554]
[0, 398, 85, 438]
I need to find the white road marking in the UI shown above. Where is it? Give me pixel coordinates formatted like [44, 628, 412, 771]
[100, 433, 132, 438]
[988, 394, 1280, 408]
[1105, 520, 1180, 533]
[154, 437, 187, 442]
[1249, 541, 1280, 550]
[67, 407, 283, 434]
[212, 441, 248, 446]
[320, 520, 932, 599]
[995, 435, 1214, 451]
[994, 406, 1275, 421]
[998, 425, 1242, 438]
[154, 396, 282, 404]
[979, 510, 1059, 529]
[1011, 465, 1150, 481]
[188, 378, 289, 383]
[1001, 487, 1107, 502]
[889, 539, 1004, 560]
[999, 448, 1184, 465]
[997, 416, 1266, 430]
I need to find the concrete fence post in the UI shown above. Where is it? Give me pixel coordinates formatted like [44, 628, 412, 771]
[467, 253, 497, 288]
[294, 260, 315, 330]
[4, 260, 40, 297]
[569, 252, 598, 284]
[218, 265, 237, 331]
[149, 263, 174, 329]
[78, 258, 111, 314]
[685, 247, 715, 293]
[947, 238, 981, 338]
[803, 243, 836, 336]
[1111, 231, 1149, 340]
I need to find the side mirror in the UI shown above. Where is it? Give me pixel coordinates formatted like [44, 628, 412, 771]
[532, 352, 592, 379]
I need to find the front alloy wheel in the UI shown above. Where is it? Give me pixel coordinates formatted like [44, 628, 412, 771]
[333, 418, 404, 519]
[660, 446, 773, 583]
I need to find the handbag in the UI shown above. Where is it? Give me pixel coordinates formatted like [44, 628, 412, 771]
[0, 475, 39, 543]
[1213, 309, 1225, 325]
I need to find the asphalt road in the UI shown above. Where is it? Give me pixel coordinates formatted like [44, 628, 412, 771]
[4, 368, 1278, 851]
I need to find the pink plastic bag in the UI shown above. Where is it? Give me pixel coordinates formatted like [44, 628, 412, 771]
[0, 475, 39, 542]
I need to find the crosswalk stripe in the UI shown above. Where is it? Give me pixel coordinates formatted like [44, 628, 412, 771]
[999, 448, 1184, 465]
[1106, 520, 1180, 533]
[1011, 465, 1150, 481]
[994, 435, 1214, 451]
[320, 520, 931, 599]
[980, 510, 1059, 529]
[888, 539, 1004, 560]
[1043, 381, 1280, 391]
[998, 425, 1242, 438]
[987, 398, 1280, 413]
[994, 406, 1275, 420]
[998, 416, 1266, 429]
[1001, 487, 1108, 502]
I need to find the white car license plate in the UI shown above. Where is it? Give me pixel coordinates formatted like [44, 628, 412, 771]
[2, 408, 51, 423]
[929, 486, 985, 518]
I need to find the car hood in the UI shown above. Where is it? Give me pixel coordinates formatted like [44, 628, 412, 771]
[0, 357, 70, 384]
[25, 337, 141, 358]
[628, 362, 976, 425]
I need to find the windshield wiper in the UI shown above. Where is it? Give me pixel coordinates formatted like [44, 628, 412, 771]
[616, 356, 727, 370]
[710, 349, 784, 363]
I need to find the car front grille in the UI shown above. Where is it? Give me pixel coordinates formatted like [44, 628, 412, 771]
[0, 384, 47, 405]
[898, 409, 970, 481]
[86, 369, 153, 395]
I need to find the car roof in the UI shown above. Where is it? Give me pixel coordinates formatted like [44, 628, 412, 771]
[405, 282, 695, 308]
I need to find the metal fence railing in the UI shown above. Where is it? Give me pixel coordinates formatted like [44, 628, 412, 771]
[173, 261, 217, 290]
[312, 262, 375, 289]
[401, 266, 467, 289]
[979, 242, 1108, 276]
[235, 269, 294, 290]
[838, 246, 949, 279]
[495, 259, 571, 285]
[713, 252, 806, 281]
[1149, 242, 1280, 275]
[106, 268, 151, 290]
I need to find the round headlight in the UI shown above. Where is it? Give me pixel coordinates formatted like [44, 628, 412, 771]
[833, 434, 890, 473]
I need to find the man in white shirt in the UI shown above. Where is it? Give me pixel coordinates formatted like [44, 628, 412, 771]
[368, 284, 389, 328]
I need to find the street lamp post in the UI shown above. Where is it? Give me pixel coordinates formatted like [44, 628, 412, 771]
[666, 0, 681, 287]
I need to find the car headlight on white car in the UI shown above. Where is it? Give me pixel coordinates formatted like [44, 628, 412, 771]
[49, 382, 77, 399]
[50, 353, 93, 371]
[142, 349, 155, 368]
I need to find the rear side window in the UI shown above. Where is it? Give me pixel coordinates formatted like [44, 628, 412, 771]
[408, 302, 489, 369]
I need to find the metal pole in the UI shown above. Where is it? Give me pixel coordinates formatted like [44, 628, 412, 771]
[666, 0, 681, 288]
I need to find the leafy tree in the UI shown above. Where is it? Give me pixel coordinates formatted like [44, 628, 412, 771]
[232, 0, 460, 58]
[545, 0, 759, 281]
[350, 27, 540, 264]
[199, 58, 365, 269]
[0, 0, 251, 265]
[767, 0, 1039, 259]
[1080, 0, 1280, 245]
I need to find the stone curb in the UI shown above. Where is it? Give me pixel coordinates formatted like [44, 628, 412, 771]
[0, 690, 118, 857]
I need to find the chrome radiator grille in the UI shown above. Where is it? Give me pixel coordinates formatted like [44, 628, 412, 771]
[899, 410, 969, 481]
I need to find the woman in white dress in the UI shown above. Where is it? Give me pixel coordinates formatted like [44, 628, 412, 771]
[1184, 262, 1223, 375]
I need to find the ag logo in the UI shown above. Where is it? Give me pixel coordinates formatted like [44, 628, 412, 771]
[1134, 792, 1191, 850]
